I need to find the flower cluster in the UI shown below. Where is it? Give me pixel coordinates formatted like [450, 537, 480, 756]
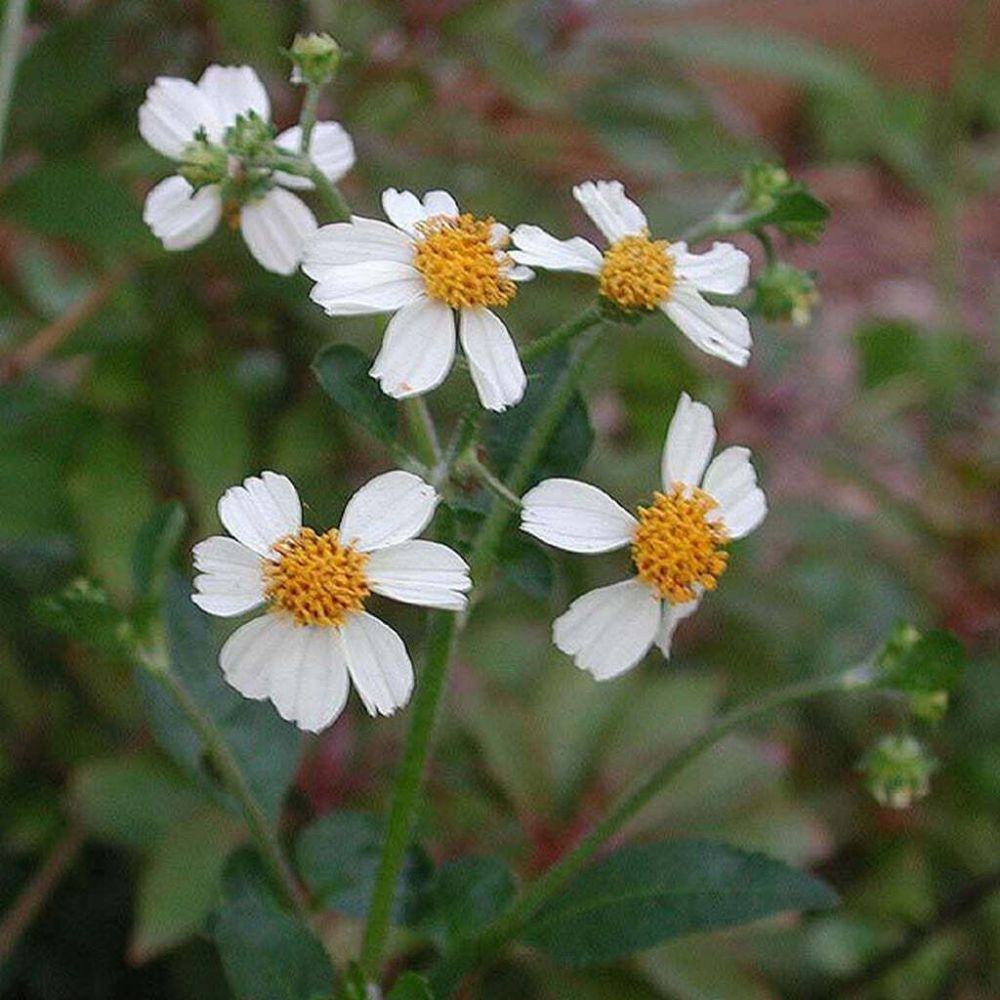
[140, 59, 773, 733]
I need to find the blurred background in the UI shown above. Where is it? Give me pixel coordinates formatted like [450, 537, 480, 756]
[0, 1, 998, 998]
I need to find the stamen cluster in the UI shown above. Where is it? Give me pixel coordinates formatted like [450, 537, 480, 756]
[264, 527, 370, 626]
[599, 232, 675, 311]
[413, 214, 517, 309]
[631, 485, 729, 604]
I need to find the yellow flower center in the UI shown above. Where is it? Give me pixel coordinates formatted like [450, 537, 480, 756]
[263, 527, 370, 627]
[413, 213, 517, 309]
[599, 232, 675, 311]
[631, 486, 729, 604]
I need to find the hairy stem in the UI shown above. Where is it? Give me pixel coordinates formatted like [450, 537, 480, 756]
[520, 303, 603, 363]
[360, 607, 459, 978]
[0, 0, 29, 164]
[141, 657, 307, 920]
[429, 670, 859, 995]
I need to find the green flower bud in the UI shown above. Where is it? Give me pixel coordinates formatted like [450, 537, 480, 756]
[225, 110, 275, 160]
[743, 161, 793, 213]
[861, 734, 936, 809]
[753, 263, 819, 326]
[288, 32, 342, 87]
[179, 136, 228, 190]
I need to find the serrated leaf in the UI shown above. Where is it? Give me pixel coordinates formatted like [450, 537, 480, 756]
[34, 578, 135, 660]
[0, 161, 148, 252]
[521, 839, 838, 965]
[294, 810, 431, 921]
[751, 190, 830, 234]
[130, 809, 240, 963]
[312, 343, 399, 444]
[411, 856, 516, 948]
[213, 852, 334, 1000]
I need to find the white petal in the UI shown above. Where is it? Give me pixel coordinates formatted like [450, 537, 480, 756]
[240, 189, 317, 275]
[656, 596, 701, 659]
[221, 616, 350, 732]
[142, 176, 221, 251]
[274, 121, 356, 189]
[553, 577, 661, 681]
[717, 487, 767, 540]
[520, 478, 636, 553]
[370, 297, 456, 400]
[309, 260, 425, 316]
[508, 264, 535, 282]
[702, 445, 766, 539]
[422, 190, 459, 218]
[198, 65, 270, 130]
[218, 471, 302, 556]
[662, 284, 752, 367]
[572, 180, 647, 242]
[138, 77, 223, 158]
[339, 470, 438, 552]
[509, 224, 603, 274]
[459, 307, 527, 412]
[662, 392, 716, 490]
[303, 216, 415, 270]
[673, 242, 750, 295]
[366, 540, 471, 610]
[191, 536, 265, 617]
[382, 188, 427, 235]
[339, 613, 413, 717]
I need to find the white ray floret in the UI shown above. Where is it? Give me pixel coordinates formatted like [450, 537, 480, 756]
[192, 470, 471, 732]
[520, 392, 767, 680]
[511, 180, 753, 366]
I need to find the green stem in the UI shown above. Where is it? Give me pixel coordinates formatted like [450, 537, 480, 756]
[469, 326, 603, 584]
[360, 608, 459, 978]
[465, 455, 521, 508]
[429, 670, 860, 996]
[521, 303, 603, 363]
[311, 167, 351, 222]
[404, 396, 443, 471]
[0, 0, 29, 164]
[140, 656, 307, 920]
[298, 83, 322, 154]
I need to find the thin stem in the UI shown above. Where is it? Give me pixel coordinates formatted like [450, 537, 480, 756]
[141, 658, 307, 920]
[0, 822, 84, 962]
[520, 303, 603, 363]
[298, 84, 322, 153]
[465, 455, 521, 508]
[360, 608, 459, 979]
[429, 670, 857, 996]
[0, 0, 29, 164]
[679, 189, 746, 243]
[404, 396, 443, 471]
[311, 167, 351, 222]
[469, 326, 603, 584]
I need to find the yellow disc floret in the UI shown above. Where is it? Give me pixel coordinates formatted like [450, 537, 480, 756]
[599, 231, 675, 311]
[264, 527, 370, 627]
[631, 485, 729, 604]
[413, 213, 517, 309]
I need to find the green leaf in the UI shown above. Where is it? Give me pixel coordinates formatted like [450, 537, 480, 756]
[312, 343, 399, 444]
[876, 623, 965, 719]
[498, 535, 553, 599]
[0, 161, 148, 252]
[34, 578, 135, 660]
[750, 191, 830, 232]
[294, 810, 431, 921]
[133, 502, 188, 604]
[138, 575, 300, 827]
[521, 839, 838, 965]
[387, 972, 435, 1000]
[70, 751, 206, 849]
[484, 350, 593, 485]
[131, 809, 239, 963]
[412, 856, 516, 948]
[213, 852, 334, 1000]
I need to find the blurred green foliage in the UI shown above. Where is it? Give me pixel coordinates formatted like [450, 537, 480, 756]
[1, 1, 998, 999]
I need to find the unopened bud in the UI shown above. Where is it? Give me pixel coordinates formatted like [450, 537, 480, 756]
[288, 32, 342, 87]
[861, 734, 935, 809]
[225, 111, 275, 160]
[179, 136, 228, 189]
[753, 263, 819, 326]
[743, 161, 792, 213]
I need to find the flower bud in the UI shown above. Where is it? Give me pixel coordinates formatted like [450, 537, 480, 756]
[225, 110, 275, 160]
[753, 263, 819, 327]
[743, 162, 792, 213]
[875, 622, 964, 722]
[288, 32, 342, 87]
[179, 135, 228, 190]
[861, 734, 935, 809]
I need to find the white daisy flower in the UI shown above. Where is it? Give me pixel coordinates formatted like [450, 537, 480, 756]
[302, 189, 533, 411]
[139, 65, 355, 275]
[191, 469, 471, 732]
[520, 393, 766, 680]
[510, 180, 753, 366]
